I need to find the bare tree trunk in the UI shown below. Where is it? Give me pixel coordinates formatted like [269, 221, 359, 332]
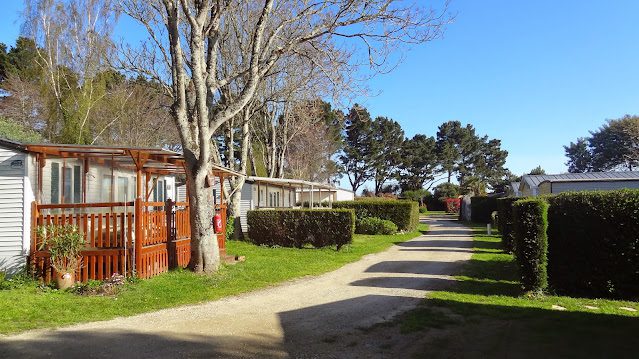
[186, 167, 218, 273]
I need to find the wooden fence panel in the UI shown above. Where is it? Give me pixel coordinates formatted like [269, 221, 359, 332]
[30, 200, 206, 283]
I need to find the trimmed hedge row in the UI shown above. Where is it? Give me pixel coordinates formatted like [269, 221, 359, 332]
[496, 197, 519, 253]
[470, 196, 500, 223]
[246, 209, 355, 250]
[513, 198, 549, 293]
[546, 190, 639, 299]
[333, 200, 419, 232]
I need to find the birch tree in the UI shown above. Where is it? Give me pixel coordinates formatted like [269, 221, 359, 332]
[119, 0, 449, 273]
[23, 0, 119, 144]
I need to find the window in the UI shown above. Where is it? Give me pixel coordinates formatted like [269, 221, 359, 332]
[73, 166, 82, 203]
[102, 175, 112, 202]
[276, 192, 280, 207]
[50, 162, 59, 204]
[131, 176, 136, 199]
[154, 180, 165, 202]
[63, 167, 72, 203]
[117, 177, 128, 202]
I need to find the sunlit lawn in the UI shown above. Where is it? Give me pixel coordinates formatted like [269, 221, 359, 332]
[400, 225, 639, 358]
[0, 224, 427, 335]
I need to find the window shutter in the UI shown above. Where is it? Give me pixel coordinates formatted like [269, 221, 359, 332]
[51, 163, 59, 204]
[73, 165, 82, 203]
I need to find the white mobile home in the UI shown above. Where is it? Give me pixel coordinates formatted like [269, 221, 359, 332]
[518, 171, 639, 197]
[296, 186, 355, 203]
[0, 139, 179, 274]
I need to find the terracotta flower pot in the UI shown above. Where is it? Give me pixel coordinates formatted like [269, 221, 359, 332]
[55, 272, 76, 290]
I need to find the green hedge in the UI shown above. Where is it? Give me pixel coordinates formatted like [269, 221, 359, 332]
[496, 197, 519, 253]
[247, 209, 355, 250]
[470, 196, 500, 223]
[513, 198, 549, 293]
[356, 217, 398, 235]
[333, 200, 419, 232]
[546, 190, 639, 299]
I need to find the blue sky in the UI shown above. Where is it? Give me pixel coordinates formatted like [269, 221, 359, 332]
[2, 0, 639, 180]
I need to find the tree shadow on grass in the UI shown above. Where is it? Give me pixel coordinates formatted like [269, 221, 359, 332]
[472, 237, 504, 251]
[405, 298, 639, 359]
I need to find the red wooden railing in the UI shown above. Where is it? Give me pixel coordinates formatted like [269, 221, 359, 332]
[32, 202, 135, 283]
[30, 198, 228, 283]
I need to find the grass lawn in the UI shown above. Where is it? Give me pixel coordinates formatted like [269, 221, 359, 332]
[401, 224, 639, 358]
[0, 224, 427, 335]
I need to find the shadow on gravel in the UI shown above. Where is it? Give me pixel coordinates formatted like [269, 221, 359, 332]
[0, 331, 284, 359]
[394, 239, 473, 248]
[365, 260, 468, 276]
[279, 294, 418, 357]
[350, 276, 457, 291]
[399, 248, 496, 254]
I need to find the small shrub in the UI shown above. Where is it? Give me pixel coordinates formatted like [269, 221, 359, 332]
[419, 207, 428, 214]
[496, 197, 519, 253]
[356, 217, 398, 235]
[297, 201, 329, 208]
[71, 274, 126, 296]
[247, 209, 355, 250]
[333, 200, 419, 232]
[513, 198, 549, 293]
[37, 224, 85, 275]
[226, 216, 235, 242]
[444, 198, 460, 213]
[470, 196, 500, 223]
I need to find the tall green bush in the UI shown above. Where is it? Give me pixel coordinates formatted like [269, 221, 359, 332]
[247, 209, 355, 250]
[513, 199, 549, 293]
[470, 196, 500, 223]
[546, 190, 639, 299]
[496, 197, 519, 253]
[333, 200, 419, 231]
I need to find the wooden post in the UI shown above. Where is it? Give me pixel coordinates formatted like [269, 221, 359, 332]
[36, 154, 43, 203]
[166, 199, 176, 268]
[134, 197, 143, 278]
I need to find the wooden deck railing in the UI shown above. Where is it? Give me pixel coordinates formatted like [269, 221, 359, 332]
[30, 199, 227, 283]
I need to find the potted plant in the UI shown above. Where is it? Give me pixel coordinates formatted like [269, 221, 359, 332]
[37, 224, 85, 289]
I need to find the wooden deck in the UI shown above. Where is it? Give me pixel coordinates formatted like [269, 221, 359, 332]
[30, 199, 227, 282]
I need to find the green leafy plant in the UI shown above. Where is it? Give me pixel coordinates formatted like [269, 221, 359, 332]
[37, 224, 85, 274]
[333, 200, 419, 231]
[513, 199, 549, 294]
[225, 216, 235, 242]
[356, 217, 398, 235]
[247, 209, 355, 250]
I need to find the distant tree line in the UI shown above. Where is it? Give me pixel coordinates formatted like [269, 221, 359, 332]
[564, 115, 639, 172]
[339, 104, 510, 196]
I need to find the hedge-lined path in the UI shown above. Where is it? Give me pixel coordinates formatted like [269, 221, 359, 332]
[0, 215, 473, 358]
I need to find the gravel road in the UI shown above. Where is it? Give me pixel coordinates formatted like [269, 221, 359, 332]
[0, 215, 472, 358]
